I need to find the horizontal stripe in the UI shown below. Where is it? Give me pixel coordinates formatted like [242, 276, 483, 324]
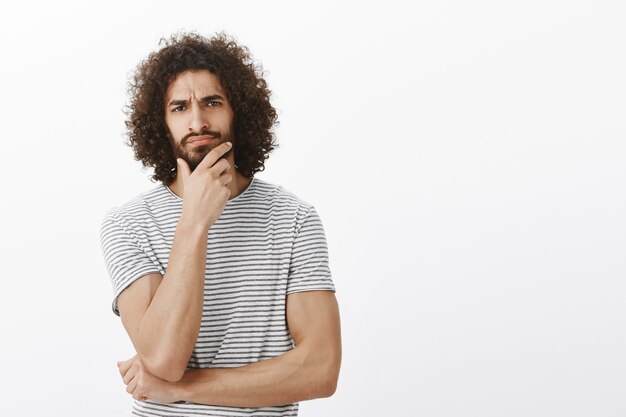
[100, 177, 335, 416]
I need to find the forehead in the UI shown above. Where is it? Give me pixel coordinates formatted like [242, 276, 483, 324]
[165, 70, 226, 101]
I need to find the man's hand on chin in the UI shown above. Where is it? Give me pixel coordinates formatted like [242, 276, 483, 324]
[117, 354, 182, 404]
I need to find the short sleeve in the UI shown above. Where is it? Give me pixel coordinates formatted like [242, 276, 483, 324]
[100, 214, 164, 316]
[286, 206, 336, 295]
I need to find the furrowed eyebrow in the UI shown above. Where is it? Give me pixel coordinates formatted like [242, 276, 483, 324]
[168, 99, 188, 107]
[200, 95, 224, 103]
[167, 95, 224, 107]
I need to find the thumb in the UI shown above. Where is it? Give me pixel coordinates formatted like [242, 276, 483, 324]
[177, 158, 191, 182]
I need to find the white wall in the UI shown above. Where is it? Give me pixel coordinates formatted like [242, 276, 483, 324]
[0, 1, 624, 415]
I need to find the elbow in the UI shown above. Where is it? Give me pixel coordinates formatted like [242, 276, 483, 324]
[319, 368, 339, 398]
[142, 353, 187, 382]
[320, 379, 337, 398]
[298, 340, 342, 399]
[316, 354, 341, 398]
[154, 364, 186, 383]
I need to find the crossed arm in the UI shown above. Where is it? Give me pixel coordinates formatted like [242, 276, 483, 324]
[117, 290, 342, 407]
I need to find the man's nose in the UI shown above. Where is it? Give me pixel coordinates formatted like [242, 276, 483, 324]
[189, 102, 209, 132]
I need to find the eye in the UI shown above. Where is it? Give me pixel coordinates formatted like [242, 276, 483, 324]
[206, 101, 221, 107]
[172, 105, 185, 112]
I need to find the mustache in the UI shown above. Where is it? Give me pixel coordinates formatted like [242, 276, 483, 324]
[183, 130, 222, 144]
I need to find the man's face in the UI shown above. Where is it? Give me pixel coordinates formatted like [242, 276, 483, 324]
[164, 69, 235, 172]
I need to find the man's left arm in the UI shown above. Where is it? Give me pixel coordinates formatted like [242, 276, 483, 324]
[173, 290, 341, 407]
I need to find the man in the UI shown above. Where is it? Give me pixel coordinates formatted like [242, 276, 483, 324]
[99, 32, 341, 417]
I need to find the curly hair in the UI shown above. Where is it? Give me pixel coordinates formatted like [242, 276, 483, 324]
[124, 31, 279, 184]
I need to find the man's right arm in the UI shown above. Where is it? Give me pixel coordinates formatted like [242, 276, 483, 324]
[117, 216, 208, 383]
[115, 142, 234, 383]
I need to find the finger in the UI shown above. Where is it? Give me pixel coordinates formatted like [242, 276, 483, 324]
[197, 141, 233, 170]
[131, 380, 147, 401]
[177, 158, 191, 183]
[133, 391, 148, 401]
[118, 358, 135, 377]
[219, 174, 233, 186]
[209, 158, 230, 176]
[122, 365, 136, 384]
[126, 374, 137, 394]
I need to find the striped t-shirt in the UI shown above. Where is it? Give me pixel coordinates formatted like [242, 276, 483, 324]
[99, 176, 336, 417]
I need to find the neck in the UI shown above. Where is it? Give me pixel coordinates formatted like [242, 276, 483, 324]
[167, 153, 252, 200]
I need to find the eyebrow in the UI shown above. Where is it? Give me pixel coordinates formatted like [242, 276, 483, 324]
[167, 95, 225, 107]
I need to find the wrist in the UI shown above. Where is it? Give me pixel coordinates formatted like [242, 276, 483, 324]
[171, 368, 211, 403]
[177, 213, 211, 235]
[171, 379, 191, 403]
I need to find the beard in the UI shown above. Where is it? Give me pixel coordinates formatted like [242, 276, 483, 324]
[170, 127, 234, 172]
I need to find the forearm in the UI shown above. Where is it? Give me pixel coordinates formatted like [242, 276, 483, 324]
[174, 345, 334, 408]
[136, 215, 208, 379]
